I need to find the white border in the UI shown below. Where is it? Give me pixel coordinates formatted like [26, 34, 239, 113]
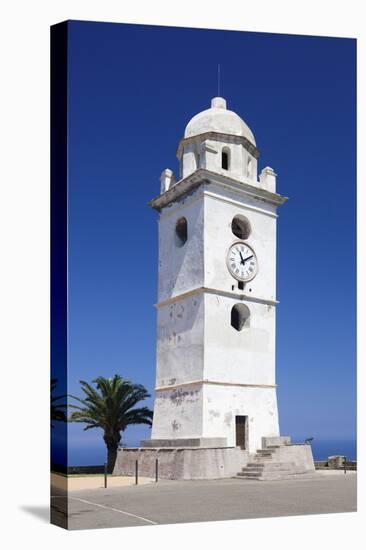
[0, 1, 363, 549]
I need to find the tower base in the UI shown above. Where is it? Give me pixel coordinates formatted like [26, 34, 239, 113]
[113, 436, 315, 481]
[113, 446, 248, 480]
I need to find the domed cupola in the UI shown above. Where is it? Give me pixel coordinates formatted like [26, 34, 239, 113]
[177, 97, 260, 183]
[184, 97, 256, 145]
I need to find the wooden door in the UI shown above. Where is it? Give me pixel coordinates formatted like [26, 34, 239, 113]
[235, 416, 247, 449]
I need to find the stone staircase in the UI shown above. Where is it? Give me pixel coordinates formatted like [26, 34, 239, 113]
[235, 446, 313, 481]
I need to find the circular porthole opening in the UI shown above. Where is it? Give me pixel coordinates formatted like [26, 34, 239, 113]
[231, 214, 251, 240]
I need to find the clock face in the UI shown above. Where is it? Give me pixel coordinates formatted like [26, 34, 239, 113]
[227, 242, 258, 282]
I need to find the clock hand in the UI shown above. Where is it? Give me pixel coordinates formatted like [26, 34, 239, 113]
[243, 254, 253, 263]
[239, 252, 245, 265]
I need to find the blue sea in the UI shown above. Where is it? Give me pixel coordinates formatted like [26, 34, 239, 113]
[308, 439, 356, 461]
[67, 439, 357, 467]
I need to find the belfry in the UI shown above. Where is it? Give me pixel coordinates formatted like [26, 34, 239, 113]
[115, 97, 315, 480]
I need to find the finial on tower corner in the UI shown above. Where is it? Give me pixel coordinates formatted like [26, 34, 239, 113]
[160, 168, 176, 194]
[211, 97, 227, 109]
[259, 166, 277, 193]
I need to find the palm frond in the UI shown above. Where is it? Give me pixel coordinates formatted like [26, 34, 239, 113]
[69, 374, 153, 437]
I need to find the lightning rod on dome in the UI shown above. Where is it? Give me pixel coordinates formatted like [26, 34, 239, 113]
[217, 63, 221, 97]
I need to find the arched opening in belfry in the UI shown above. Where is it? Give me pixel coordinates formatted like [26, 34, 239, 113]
[175, 217, 188, 247]
[231, 303, 250, 331]
[222, 148, 230, 170]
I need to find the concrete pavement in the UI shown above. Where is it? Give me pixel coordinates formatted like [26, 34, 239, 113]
[51, 472, 357, 530]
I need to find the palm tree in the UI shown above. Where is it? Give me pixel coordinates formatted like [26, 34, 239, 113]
[70, 375, 153, 472]
[51, 378, 67, 427]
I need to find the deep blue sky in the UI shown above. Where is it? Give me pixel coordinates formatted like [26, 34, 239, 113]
[65, 21, 356, 464]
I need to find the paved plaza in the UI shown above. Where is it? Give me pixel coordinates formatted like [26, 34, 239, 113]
[51, 471, 357, 530]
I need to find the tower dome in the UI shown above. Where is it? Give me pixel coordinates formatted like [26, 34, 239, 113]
[184, 97, 256, 146]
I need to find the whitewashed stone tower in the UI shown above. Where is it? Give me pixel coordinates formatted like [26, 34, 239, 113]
[147, 97, 288, 454]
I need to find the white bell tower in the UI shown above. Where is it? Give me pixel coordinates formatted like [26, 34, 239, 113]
[147, 97, 288, 454]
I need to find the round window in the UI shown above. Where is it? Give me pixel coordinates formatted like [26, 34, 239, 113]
[231, 215, 251, 240]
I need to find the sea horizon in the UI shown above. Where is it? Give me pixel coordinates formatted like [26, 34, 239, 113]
[66, 438, 357, 467]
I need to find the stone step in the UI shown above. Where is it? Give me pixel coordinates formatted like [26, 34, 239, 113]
[234, 470, 318, 482]
[256, 454, 276, 458]
[238, 460, 300, 480]
[248, 460, 290, 467]
[235, 473, 295, 481]
[236, 471, 262, 478]
[243, 462, 296, 472]
[256, 451, 276, 457]
[236, 475, 287, 481]
[240, 470, 293, 478]
[234, 473, 287, 481]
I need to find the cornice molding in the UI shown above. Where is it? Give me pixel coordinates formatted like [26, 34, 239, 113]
[155, 379, 277, 392]
[149, 169, 288, 212]
[155, 286, 279, 309]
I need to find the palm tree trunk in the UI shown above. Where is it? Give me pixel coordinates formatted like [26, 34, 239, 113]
[106, 443, 118, 474]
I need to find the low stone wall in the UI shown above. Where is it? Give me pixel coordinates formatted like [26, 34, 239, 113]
[274, 444, 315, 473]
[261, 436, 315, 473]
[113, 446, 249, 480]
[52, 464, 105, 475]
[315, 459, 357, 471]
[262, 436, 291, 448]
